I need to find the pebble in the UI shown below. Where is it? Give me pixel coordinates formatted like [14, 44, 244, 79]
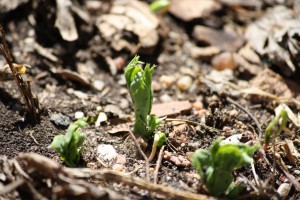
[177, 75, 193, 91]
[95, 112, 107, 127]
[159, 93, 173, 103]
[75, 111, 84, 119]
[112, 164, 125, 172]
[211, 52, 237, 71]
[159, 75, 176, 89]
[93, 80, 105, 91]
[50, 113, 72, 127]
[152, 80, 162, 92]
[97, 144, 117, 162]
[192, 101, 203, 110]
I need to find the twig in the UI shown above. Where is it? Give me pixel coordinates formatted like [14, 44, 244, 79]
[128, 128, 150, 181]
[0, 178, 25, 195]
[80, 169, 215, 200]
[13, 159, 31, 180]
[28, 130, 40, 145]
[96, 157, 109, 168]
[226, 97, 262, 137]
[0, 25, 40, 121]
[19, 153, 215, 200]
[165, 118, 222, 134]
[154, 145, 164, 184]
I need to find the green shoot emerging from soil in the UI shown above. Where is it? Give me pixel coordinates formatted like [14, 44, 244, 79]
[148, 131, 166, 162]
[264, 108, 288, 151]
[125, 55, 163, 139]
[50, 118, 88, 167]
[150, 0, 170, 13]
[191, 138, 259, 197]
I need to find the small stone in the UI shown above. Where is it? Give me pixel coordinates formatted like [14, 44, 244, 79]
[112, 164, 125, 172]
[229, 109, 239, 117]
[50, 113, 72, 128]
[97, 144, 117, 162]
[95, 112, 107, 127]
[74, 111, 84, 119]
[93, 80, 105, 91]
[177, 75, 193, 91]
[211, 52, 237, 71]
[160, 93, 173, 103]
[159, 75, 176, 89]
[116, 154, 126, 164]
[152, 80, 162, 92]
[192, 101, 203, 110]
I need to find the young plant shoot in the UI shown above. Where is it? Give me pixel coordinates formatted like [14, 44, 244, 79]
[148, 131, 166, 162]
[125, 55, 163, 138]
[125, 55, 166, 160]
[150, 0, 170, 14]
[50, 118, 88, 167]
[191, 138, 259, 197]
[264, 108, 288, 151]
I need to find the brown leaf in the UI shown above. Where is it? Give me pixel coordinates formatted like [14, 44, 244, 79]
[193, 25, 244, 52]
[245, 6, 300, 76]
[169, 0, 221, 21]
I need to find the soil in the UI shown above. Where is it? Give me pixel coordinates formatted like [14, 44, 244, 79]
[1, 1, 300, 200]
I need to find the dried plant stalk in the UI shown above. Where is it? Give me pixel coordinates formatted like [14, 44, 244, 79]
[0, 25, 40, 121]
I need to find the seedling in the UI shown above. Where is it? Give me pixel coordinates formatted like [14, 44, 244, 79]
[148, 131, 166, 162]
[50, 118, 88, 167]
[125, 55, 166, 159]
[264, 108, 288, 151]
[125, 55, 164, 138]
[191, 138, 259, 197]
[150, 0, 170, 14]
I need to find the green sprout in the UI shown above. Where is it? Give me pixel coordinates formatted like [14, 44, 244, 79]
[150, 0, 170, 14]
[125, 55, 163, 138]
[191, 138, 259, 197]
[50, 118, 88, 167]
[125, 55, 166, 160]
[148, 131, 166, 162]
[264, 109, 288, 151]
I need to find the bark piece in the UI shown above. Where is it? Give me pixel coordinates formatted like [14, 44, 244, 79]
[151, 101, 192, 117]
[193, 25, 244, 52]
[55, 0, 78, 41]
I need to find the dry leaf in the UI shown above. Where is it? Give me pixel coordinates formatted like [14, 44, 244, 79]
[169, 0, 221, 21]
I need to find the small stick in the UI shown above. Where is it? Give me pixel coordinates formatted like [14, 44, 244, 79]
[226, 97, 262, 137]
[0, 25, 40, 121]
[0, 178, 25, 195]
[96, 157, 109, 168]
[128, 128, 150, 181]
[154, 145, 164, 184]
[165, 118, 222, 134]
[28, 130, 40, 145]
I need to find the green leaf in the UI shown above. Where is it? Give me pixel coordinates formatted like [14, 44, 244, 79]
[154, 131, 166, 147]
[149, 0, 170, 13]
[50, 118, 88, 167]
[265, 109, 288, 147]
[148, 115, 165, 134]
[191, 138, 259, 197]
[125, 55, 156, 138]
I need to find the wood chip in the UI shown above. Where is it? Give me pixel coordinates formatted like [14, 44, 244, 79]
[169, 0, 221, 21]
[193, 25, 244, 52]
[55, 0, 78, 41]
[151, 101, 192, 117]
[284, 139, 300, 164]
